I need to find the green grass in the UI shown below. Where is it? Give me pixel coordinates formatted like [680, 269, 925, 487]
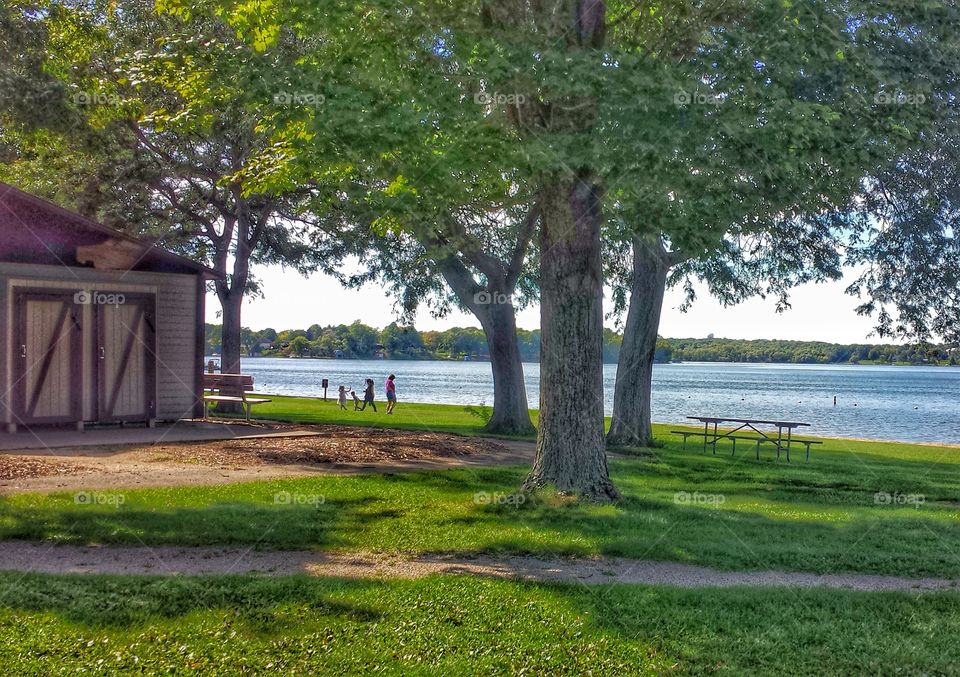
[2, 397, 959, 576]
[4, 395, 960, 674]
[1, 572, 959, 675]
[246, 394, 536, 437]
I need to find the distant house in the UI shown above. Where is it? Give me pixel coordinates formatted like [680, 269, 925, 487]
[0, 183, 218, 432]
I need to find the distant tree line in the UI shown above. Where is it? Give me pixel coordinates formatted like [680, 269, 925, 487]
[205, 323, 958, 366]
[655, 338, 959, 366]
[205, 321, 538, 361]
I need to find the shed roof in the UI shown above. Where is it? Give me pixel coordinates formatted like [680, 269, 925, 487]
[0, 181, 219, 278]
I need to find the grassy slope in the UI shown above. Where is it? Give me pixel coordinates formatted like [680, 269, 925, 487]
[1, 573, 959, 675]
[3, 395, 958, 576]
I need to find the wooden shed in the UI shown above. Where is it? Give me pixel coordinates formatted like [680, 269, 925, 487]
[0, 182, 216, 432]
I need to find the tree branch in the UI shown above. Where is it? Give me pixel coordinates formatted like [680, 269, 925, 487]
[505, 206, 538, 290]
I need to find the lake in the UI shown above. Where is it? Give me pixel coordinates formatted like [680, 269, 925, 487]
[225, 357, 960, 445]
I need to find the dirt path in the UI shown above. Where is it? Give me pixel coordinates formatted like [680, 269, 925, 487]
[0, 541, 956, 592]
[0, 426, 536, 494]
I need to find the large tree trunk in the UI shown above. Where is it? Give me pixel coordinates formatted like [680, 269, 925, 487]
[607, 237, 670, 448]
[477, 301, 535, 436]
[438, 260, 535, 436]
[219, 288, 243, 376]
[523, 176, 618, 501]
[215, 284, 245, 412]
[214, 212, 252, 413]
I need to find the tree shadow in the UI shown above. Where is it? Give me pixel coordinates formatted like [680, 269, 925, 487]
[2, 571, 959, 675]
[0, 572, 385, 629]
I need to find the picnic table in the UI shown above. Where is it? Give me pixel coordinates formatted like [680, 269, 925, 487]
[201, 373, 271, 422]
[672, 416, 821, 462]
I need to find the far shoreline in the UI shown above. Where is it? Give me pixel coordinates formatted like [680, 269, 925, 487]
[223, 355, 960, 368]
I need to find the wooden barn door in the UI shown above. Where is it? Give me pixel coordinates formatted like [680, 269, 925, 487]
[94, 294, 157, 423]
[13, 290, 83, 427]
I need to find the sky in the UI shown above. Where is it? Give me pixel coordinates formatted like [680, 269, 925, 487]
[205, 263, 898, 344]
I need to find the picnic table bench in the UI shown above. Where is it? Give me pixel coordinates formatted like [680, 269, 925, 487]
[671, 416, 822, 462]
[201, 373, 270, 422]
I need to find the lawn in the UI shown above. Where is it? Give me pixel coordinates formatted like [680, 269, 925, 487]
[3, 395, 960, 674]
[245, 394, 537, 438]
[2, 396, 959, 577]
[1, 573, 959, 675]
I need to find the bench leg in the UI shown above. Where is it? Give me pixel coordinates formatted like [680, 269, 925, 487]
[756, 440, 760, 461]
[806, 443, 811, 463]
[244, 403, 251, 422]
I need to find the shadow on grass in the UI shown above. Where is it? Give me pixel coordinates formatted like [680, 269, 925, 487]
[2, 572, 960, 674]
[0, 455, 959, 576]
[0, 572, 384, 629]
[0, 496, 380, 550]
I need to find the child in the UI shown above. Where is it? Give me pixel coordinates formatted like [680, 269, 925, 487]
[359, 378, 377, 412]
[338, 385, 348, 410]
[385, 374, 397, 414]
[351, 390, 363, 410]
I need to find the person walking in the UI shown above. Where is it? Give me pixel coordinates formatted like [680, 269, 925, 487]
[359, 378, 377, 412]
[385, 374, 397, 414]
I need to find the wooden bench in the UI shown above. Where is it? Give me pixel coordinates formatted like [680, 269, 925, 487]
[671, 430, 822, 462]
[201, 373, 270, 422]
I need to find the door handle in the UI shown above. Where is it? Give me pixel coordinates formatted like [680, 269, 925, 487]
[99, 346, 105, 360]
[20, 345, 26, 358]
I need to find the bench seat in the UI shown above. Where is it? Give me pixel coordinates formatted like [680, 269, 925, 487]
[201, 373, 270, 422]
[670, 430, 822, 462]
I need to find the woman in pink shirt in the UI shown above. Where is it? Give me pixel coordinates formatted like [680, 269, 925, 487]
[385, 374, 397, 414]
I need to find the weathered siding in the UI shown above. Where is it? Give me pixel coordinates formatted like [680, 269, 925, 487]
[0, 262, 199, 424]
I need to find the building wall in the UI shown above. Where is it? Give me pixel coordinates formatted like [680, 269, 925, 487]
[0, 262, 200, 424]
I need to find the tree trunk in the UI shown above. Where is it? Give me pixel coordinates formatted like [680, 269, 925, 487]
[216, 286, 245, 412]
[219, 289, 243, 376]
[437, 261, 535, 436]
[523, 176, 618, 501]
[607, 237, 670, 448]
[477, 301, 535, 436]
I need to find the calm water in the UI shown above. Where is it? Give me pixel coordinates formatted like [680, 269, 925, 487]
[227, 357, 960, 445]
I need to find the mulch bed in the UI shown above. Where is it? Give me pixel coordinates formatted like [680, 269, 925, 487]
[146, 425, 508, 467]
[0, 456, 89, 480]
